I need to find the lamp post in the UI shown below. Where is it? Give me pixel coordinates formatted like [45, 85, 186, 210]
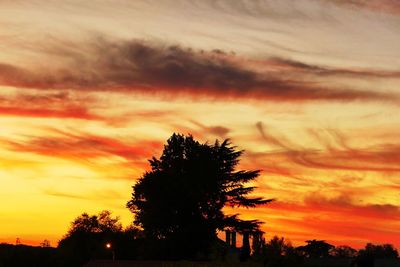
[105, 242, 115, 261]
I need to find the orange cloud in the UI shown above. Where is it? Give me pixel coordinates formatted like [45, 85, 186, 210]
[234, 193, 400, 247]
[0, 90, 100, 120]
[254, 122, 400, 173]
[0, 106, 99, 120]
[1, 129, 163, 174]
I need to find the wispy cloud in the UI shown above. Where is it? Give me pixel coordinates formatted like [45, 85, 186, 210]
[0, 90, 100, 120]
[261, 57, 400, 78]
[323, 0, 400, 15]
[44, 188, 125, 200]
[254, 122, 400, 173]
[1, 129, 163, 168]
[0, 39, 397, 103]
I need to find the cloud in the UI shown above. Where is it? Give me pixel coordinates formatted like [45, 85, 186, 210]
[189, 120, 231, 137]
[256, 121, 296, 150]
[231, 192, 400, 247]
[1, 129, 163, 166]
[323, 0, 400, 15]
[254, 123, 400, 173]
[0, 90, 100, 120]
[0, 39, 397, 103]
[44, 188, 125, 200]
[0, 106, 98, 120]
[263, 57, 400, 78]
[264, 194, 400, 244]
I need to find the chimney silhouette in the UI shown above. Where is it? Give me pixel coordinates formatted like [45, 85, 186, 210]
[225, 230, 231, 245]
[231, 231, 236, 248]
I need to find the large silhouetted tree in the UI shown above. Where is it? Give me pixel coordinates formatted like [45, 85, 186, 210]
[127, 133, 272, 259]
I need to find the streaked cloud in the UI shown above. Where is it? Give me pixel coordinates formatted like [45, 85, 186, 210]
[254, 122, 400, 173]
[1, 129, 163, 168]
[324, 0, 400, 15]
[0, 39, 397, 104]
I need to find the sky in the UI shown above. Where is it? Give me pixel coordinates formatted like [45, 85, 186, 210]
[0, 0, 400, 248]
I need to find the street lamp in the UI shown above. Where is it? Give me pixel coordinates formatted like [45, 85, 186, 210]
[105, 242, 115, 261]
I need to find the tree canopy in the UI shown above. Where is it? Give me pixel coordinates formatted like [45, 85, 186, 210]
[58, 211, 141, 266]
[65, 210, 122, 236]
[298, 240, 334, 258]
[359, 243, 399, 259]
[127, 133, 272, 259]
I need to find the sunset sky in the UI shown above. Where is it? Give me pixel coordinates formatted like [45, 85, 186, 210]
[1, 0, 400, 248]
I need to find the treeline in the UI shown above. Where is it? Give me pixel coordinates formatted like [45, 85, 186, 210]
[251, 236, 398, 267]
[0, 243, 57, 267]
[1, 211, 398, 267]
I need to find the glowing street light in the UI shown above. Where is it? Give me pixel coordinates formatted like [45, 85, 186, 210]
[105, 242, 115, 261]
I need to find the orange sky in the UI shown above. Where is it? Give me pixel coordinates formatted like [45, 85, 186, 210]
[0, 0, 400, 249]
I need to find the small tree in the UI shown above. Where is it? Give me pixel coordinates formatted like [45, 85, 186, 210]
[58, 211, 123, 266]
[359, 243, 399, 259]
[260, 236, 303, 267]
[331, 245, 357, 258]
[66, 210, 122, 235]
[264, 236, 289, 258]
[298, 240, 334, 258]
[127, 133, 272, 259]
[40, 239, 51, 248]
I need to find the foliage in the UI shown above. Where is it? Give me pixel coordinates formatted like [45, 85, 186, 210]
[263, 236, 289, 258]
[66, 210, 122, 236]
[257, 236, 304, 267]
[0, 244, 57, 267]
[127, 133, 272, 259]
[358, 243, 399, 259]
[57, 211, 139, 267]
[297, 240, 334, 258]
[330, 245, 357, 258]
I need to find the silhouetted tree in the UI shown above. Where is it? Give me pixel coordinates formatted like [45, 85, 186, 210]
[298, 240, 334, 258]
[0, 243, 57, 267]
[331, 245, 357, 258]
[358, 243, 398, 259]
[58, 211, 136, 267]
[40, 239, 51, 248]
[260, 236, 303, 267]
[66, 210, 122, 235]
[127, 133, 272, 259]
[264, 236, 289, 258]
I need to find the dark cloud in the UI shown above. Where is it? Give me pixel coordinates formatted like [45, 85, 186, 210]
[256, 121, 296, 150]
[189, 120, 230, 137]
[0, 39, 397, 103]
[266, 57, 400, 78]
